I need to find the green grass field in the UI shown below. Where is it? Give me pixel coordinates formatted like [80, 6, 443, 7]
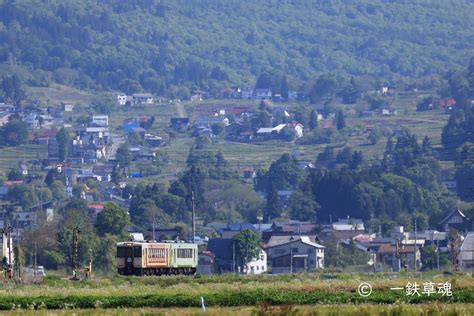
[0, 273, 472, 312]
[0, 144, 48, 175]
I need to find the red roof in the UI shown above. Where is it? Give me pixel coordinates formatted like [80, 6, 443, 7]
[88, 203, 104, 210]
[4, 180, 24, 186]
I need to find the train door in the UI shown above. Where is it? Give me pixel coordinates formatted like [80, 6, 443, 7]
[125, 246, 134, 274]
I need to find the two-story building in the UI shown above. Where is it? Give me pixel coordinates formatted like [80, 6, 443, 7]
[265, 236, 325, 273]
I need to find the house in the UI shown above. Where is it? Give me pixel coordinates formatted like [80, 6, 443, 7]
[144, 134, 163, 147]
[441, 180, 457, 192]
[123, 120, 140, 134]
[332, 218, 365, 232]
[63, 102, 74, 112]
[88, 203, 105, 220]
[256, 124, 286, 140]
[243, 167, 256, 179]
[170, 118, 190, 132]
[129, 146, 156, 161]
[23, 113, 39, 129]
[229, 87, 242, 99]
[92, 115, 109, 127]
[381, 108, 397, 116]
[262, 221, 317, 243]
[439, 98, 456, 112]
[207, 238, 267, 274]
[0, 102, 15, 112]
[272, 94, 283, 103]
[360, 111, 375, 118]
[38, 115, 54, 128]
[0, 112, 11, 126]
[130, 127, 146, 139]
[459, 232, 474, 270]
[285, 123, 304, 138]
[12, 211, 37, 229]
[320, 120, 333, 129]
[92, 164, 115, 182]
[375, 243, 420, 271]
[255, 89, 272, 100]
[241, 88, 254, 100]
[194, 117, 230, 129]
[197, 251, 217, 275]
[288, 91, 298, 101]
[0, 229, 14, 266]
[117, 94, 127, 106]
[437, 208, 472, 233]
[265, 236, 325, 273]
[132, 93, 154, 105]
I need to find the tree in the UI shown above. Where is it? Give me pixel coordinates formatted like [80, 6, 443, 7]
[368, 130, 381, 145]
[95, 203, 130, 237]
[421, 136, 432, 155]
[421, 244, 448, 270]
[50, 180, 66, 200]
[335, 109, 346, 130]
[309, 109, 318, 131]
[448, 229, 463, 270]
[7, 169, 24, 181]
[2, 75, 24, 108]
[45, 168, 60, 187]
[211, 123, 225, 136]
[56, 127, 70, 162]
[264, 185, 282, 222]
[288, 191, 320, 221]
[350, 151, 364, 169]
[232, 229, 261, 273]
[116, 143, 131, 170]
[455, 158, 474, 200]
[0, 115, 28, 146]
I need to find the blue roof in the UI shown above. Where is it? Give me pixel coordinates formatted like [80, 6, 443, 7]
[227, 223, 257, 231]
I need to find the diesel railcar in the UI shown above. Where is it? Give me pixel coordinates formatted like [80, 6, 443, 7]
[116, 241, 198, 276]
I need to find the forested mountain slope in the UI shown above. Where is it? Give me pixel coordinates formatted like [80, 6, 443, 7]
[1, 0, 474, 94]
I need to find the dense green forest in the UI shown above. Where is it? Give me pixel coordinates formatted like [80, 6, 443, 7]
[1, 0, 474, 96]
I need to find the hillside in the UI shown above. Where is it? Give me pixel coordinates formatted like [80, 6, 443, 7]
[1, 0, 474, 96]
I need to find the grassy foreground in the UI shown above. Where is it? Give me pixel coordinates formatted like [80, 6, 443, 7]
[4, 304, 474, 315]
[0, 273, 472, 311]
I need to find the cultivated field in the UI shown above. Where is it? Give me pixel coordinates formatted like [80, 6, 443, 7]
[0, 273, 472, 312]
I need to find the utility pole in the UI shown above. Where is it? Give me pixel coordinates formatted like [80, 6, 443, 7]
[232, 239, 235, 274]
[34, 241, 37, 274]
[152, 214, 156, 241]
[290, 246, 293, 274]
[414, 219, 417, 272]
[71, 226, 80, 280]
[436, 234, 440, 270]
[191, 191, 196, 244]
[8, 225, 12, 270]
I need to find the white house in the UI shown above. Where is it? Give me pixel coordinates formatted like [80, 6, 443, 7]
[241, 249, 267, 275]
[459, 232, 474, 270]
[117, 94, 127, 106]
[92, 115, 109, 127]
[132, 93, 154, 105]
[0, 230, 14, 267]
[255, 89, 272, 100]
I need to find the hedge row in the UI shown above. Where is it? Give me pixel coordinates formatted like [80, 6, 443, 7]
[1, 288, 473, 310]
